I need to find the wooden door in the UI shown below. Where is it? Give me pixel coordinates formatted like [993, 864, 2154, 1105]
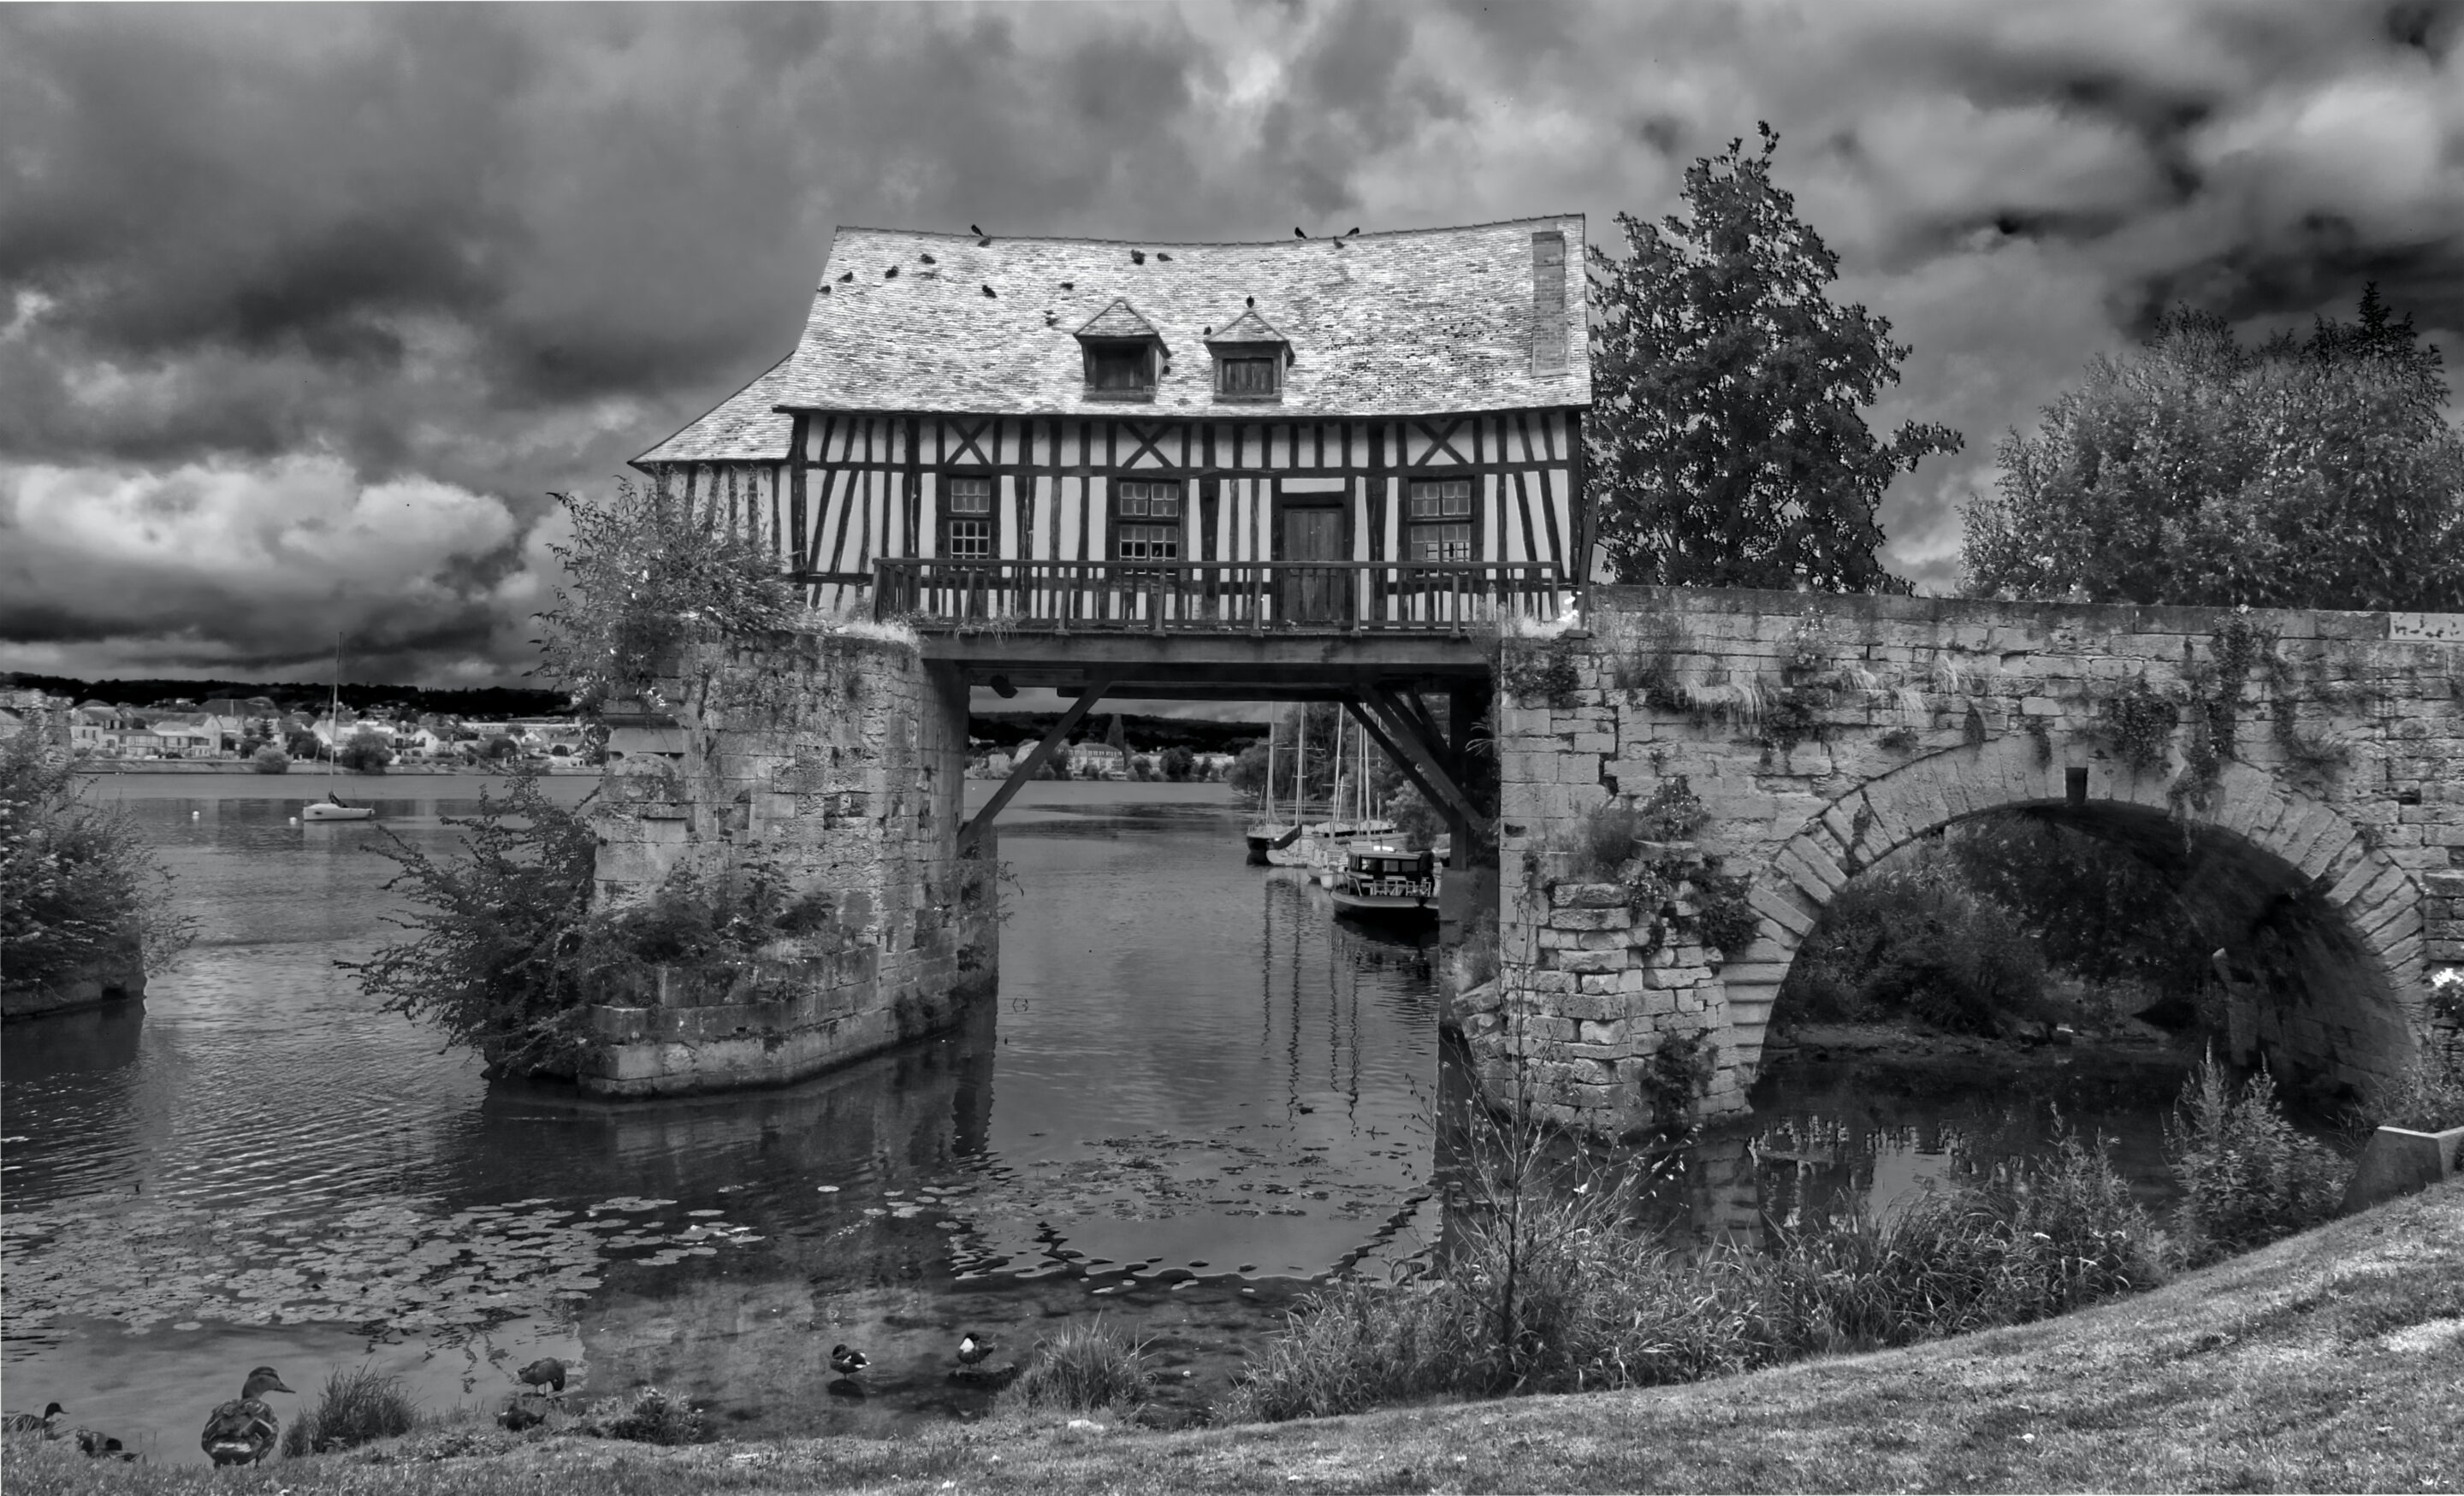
[1281, 506, 1346, 623]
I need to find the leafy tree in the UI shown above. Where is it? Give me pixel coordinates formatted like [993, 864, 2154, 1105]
[1159, 745, 1195, 781]
[1962, 289, 2464, 610]
[337, 730, 393, 773]
[1588, 123, 1962, 591]
[251, 745, 290, 775]
[286, 730, 324, 761]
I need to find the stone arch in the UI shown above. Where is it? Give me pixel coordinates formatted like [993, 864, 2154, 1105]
[1720, 730, 2427, 1101]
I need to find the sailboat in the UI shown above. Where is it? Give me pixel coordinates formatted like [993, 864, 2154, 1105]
[1265, 713, 1321, 867]
[1243, 716, 1298, 862]
[301, 636, 376, 823]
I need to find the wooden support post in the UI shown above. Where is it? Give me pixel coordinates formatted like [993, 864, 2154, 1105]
[963, 677, 1111, 843]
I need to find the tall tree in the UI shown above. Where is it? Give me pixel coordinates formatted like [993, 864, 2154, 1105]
[1961, 289, 2464, 611]
[1587, 124, 1962, 592]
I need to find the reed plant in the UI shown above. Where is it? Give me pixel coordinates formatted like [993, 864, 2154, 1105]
[1223, 1109, 2168, 1423]
[996, 1319, 1153, 1416]
[280, 1366, 421, 1457]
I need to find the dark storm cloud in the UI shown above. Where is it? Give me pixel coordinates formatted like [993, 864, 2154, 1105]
[4, 0, 2461, 686]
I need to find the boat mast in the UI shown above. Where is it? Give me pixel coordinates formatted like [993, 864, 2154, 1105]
[1292, 707, 1306, 831]
[1263, 716, 1277, 820]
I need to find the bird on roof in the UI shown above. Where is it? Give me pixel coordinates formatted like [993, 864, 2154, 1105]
[978, 237, 992, 247]
[517, 1357, 568, 1394]
[1348, 227, 1360, 237]
[1060, 281, 1074, 291]
[1045, 311, 1058, 326]
[885, 265, 899, 279]
[971, 224, 984, 235]
[1130, 250, 1146, 264]
[3, 1402, 64, 1437]
[1157, 251, 1172, 261]
[838, 270, 854, 283]
[920, 252, 936, 264]
[1294, 227, 1307, 238]
[199, 1367, 293, 1467]
[829, 1345, 870, 1376]
[982, 284, 997, 298]
[1246, 295, 1255, 307]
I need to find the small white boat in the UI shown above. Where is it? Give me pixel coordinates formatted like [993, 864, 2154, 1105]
[1326, 843, 1442, 926]
[301, 795, 375, 823]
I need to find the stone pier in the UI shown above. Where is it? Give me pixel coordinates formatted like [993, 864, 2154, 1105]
[580, 625, 996, 1097]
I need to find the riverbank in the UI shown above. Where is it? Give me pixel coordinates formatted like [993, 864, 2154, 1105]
[71, 761, 597, 776]
[9, 1179, 2454, 1493]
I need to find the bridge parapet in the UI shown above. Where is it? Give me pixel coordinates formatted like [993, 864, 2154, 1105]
[1488, 587, 2464, 1138]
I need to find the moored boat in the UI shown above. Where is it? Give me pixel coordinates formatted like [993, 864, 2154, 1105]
[1326, 844, 1441, 926]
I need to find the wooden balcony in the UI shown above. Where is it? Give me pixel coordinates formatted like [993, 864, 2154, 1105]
[858, 559, 1567, 636]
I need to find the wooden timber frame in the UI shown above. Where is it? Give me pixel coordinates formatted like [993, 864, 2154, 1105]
[950, 628, 1496, 860]
[642, 408, 1586, 617]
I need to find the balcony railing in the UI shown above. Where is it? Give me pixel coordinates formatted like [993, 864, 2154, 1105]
[857, 559, 1566, 635]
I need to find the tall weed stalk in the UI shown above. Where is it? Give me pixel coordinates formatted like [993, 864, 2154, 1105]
[2164, 1050, 2346, 1263]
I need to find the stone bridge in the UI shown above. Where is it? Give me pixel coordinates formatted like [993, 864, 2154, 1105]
[1477, 586, 2464, 1138]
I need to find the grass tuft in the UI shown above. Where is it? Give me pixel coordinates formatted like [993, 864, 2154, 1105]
[281, 1365, 422, 1457]
[996, 1319, 1153, 1416]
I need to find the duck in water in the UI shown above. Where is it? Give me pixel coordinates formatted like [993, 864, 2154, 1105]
[828, 1345, 870, 1377]
[200, 1367, 293, 1467]
[2, 1402, 63, 1437]
[956, 1332, 997, 1368]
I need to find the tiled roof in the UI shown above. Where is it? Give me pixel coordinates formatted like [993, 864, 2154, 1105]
[635, 216, 1590, 464]
[1075, 299, 1164, 342]
[635, 346, 802, 465]
[1205, 308, 1288, 346]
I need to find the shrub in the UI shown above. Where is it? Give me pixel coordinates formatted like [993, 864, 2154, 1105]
[1223, 1109, 2165, 1422]
[1, 730, 193, 990]
[536, 480, 798, 719]
[590, 1386, 708, 1446]
[997, 1320, 1152, 1416]
[2165, 1050, 2347, 1263]
[1159, 745, 1195, 781]
[280, 1365, 420, 1457]
[344, 772, 844, 1077]
[252, 745, 291, 774]
[1774, 853, 2047, 1033]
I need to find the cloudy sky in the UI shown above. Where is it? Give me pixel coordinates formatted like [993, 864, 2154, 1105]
[4, 1, 2460, 688]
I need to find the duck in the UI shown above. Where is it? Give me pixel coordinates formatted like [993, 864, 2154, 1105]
[955, 1332, 997, 1368]
[496, 1400, 548, 1433]
[516, 1357, 568, 1394]
[2, 1402, 64, 1437]
[74, 1428, 138, 1462]
[199, 1367, 293, 1467]
[828, 1345, 870, 1377]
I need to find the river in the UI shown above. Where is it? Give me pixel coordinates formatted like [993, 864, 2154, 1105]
[0, 773, 2201, 1462]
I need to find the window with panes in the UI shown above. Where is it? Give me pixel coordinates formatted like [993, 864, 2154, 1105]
[944, 476, 994, 559]
[1406, 478, 1474, 562]
[1114, 480, 1182, 561]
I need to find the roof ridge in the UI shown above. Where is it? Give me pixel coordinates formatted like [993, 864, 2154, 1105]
[816, 212, 1585, 262]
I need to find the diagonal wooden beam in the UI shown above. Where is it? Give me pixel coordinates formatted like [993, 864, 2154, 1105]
[964, 676, 1111, 843]
[1363, 687, 1490, 839]
[1344, 702, 1450, 822]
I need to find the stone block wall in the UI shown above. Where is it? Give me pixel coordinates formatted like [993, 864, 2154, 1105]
[583, 626, 996, 1097]
[1487, 586, 2464, 1138]
[1464, 854, 1732, 1134]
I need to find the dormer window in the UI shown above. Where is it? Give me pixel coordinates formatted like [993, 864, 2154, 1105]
[1205, 306, 1293, 404]
[1086, 341, 1155, 394]
[1074, 299, 1166, 402]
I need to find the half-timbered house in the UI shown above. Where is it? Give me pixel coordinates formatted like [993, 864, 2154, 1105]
[636, 216, 1592, 630]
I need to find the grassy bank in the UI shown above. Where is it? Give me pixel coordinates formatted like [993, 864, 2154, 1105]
[9, 1180, 2455, 1494]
